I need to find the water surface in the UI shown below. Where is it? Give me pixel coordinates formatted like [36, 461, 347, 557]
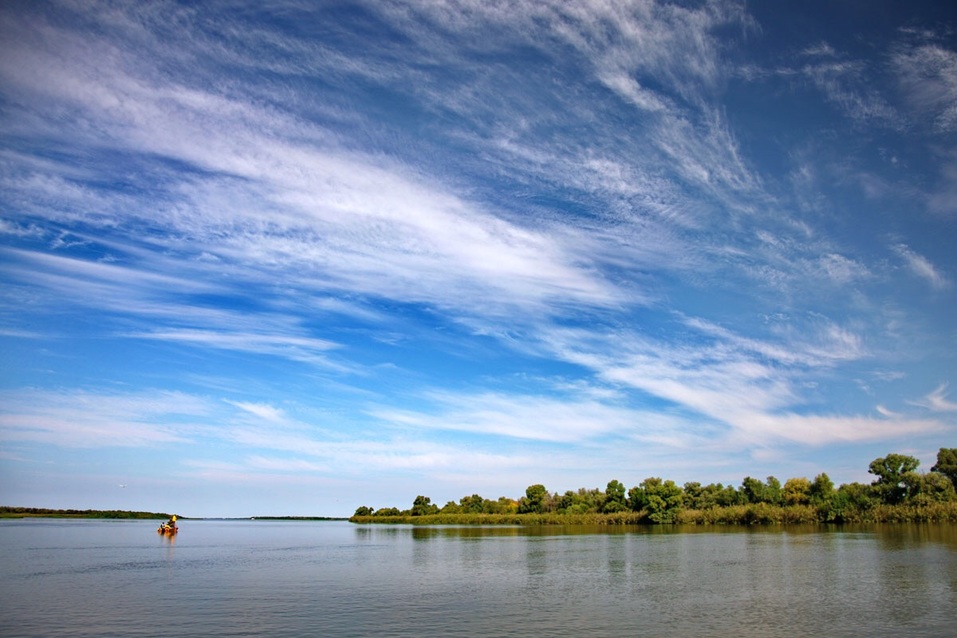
[2, 520, 955, 637]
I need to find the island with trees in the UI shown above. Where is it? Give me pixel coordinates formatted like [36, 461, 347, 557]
[0, 507, 174, 519]
[350, 448, 957, 525]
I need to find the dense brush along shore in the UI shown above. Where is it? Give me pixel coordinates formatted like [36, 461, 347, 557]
[350, 502, 957, 526]
[351, 448, 957, 525]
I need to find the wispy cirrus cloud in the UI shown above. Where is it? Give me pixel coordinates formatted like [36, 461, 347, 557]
[0, 3, 624, 330]
[532, 315, 945, 449]
[370, 390, 692, 445]
[893, 243, 950, 290]
[892, 39, 957, 133]
[911, 383, 957, 412]
[0, 388, 207, 448]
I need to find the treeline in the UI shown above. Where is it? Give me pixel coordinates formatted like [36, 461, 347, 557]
[0, 507, 172, 519]
[351, 448, 957, 525]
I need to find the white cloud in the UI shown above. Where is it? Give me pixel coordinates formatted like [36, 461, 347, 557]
[818, 253, 870, 284]
[0, 5, 625, 331]
[135, 329, 344, 369]
[370, 390, 686, 444]
[0, 389, 206, 448]
[735, 412, 943, 446]
[912, 383, 957, 412]
[892, 42, 957, 133]
[226, 402, 289, 424]
[533, 317, 936, 449]
[893, 243, 950, 289]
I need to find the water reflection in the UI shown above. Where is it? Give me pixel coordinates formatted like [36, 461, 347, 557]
[362, 521, 957, 545]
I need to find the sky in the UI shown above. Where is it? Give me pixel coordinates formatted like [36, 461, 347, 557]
[1, 0, 955, 518]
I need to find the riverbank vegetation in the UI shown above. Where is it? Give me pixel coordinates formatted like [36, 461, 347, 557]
[0, 507, 173, 519]
[351, 448, 957, 526]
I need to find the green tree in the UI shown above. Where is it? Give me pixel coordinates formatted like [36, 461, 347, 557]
[629, 477, 684, 523]
[905, 471, 957, 504]
[603, 479, 627, 513]
[741, 476, 766, 504]
[411, 495, 438, 516]
[783, 477, 811, 506]
[439, 500, 461, 514]
[558, 488, 602, 514]
[459, 494, 488, 513]
[684, 482, 735, 509]
[353, 506, 373, 517]
[837, 482, 877, 510]
[765, 476, 784, 505]
[716, 483, 743, 506]
[931, 448, 957, 490]
[808, 473, 834, 506]
[519, 484, 549, 514]
[868, 454, 920, 504]
[683, 482, 704, 509]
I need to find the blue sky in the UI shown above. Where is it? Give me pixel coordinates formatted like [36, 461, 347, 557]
[1, 0, 955, 517]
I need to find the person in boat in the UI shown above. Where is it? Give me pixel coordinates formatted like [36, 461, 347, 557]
[161, 514, 177, 532]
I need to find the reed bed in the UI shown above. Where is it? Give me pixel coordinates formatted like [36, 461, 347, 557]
[352, 501, 957, 526]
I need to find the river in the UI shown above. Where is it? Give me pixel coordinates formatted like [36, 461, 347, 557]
[2, 519, 955, 637]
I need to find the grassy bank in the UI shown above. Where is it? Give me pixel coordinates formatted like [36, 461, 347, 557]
[351, 501, 957, 526]
[350, 511, 648, 525]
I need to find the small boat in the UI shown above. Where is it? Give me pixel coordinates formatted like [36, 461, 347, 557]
[157, 523, 178, 535]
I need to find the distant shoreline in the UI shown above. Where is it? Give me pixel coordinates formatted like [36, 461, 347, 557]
[0, 507, 348, 520]
[1, 507, 171, 519]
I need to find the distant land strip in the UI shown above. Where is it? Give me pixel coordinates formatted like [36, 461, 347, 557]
[0, 507, 172, 519]
[0, 508, 350, 520]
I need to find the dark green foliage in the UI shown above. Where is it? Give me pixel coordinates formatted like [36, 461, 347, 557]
[931, 448, 957, 489]
[411, 495, 439, 516]
[823, 482, 877, 521]
[868, 454, 920, 504]
[741, 476, 783, 505]
[764, 476, 783, 505]
[808, 473, 835, 506]
[518, 484, 549, 514]
[628, 477, 683, 523]
[905, 471, 956, 504]
[602, 480, 627, 513]
[557, 488, 603, 514]
[458, 494, 490, 513]
[348, 448, 957, 526]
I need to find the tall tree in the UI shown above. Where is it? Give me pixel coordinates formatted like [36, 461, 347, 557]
[411, 495, 438, 516]
[931, 448, 957, 490]
[868, 454, 920, 504]
[603, 479, 627, 513]
[808, 473, 835, 505]
[629, 477, 684, 523]
[783, 477, 811, 505]
[519, 484, 549, 514]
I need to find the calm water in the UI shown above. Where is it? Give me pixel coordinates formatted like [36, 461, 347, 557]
[2, 520, 956, 637]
